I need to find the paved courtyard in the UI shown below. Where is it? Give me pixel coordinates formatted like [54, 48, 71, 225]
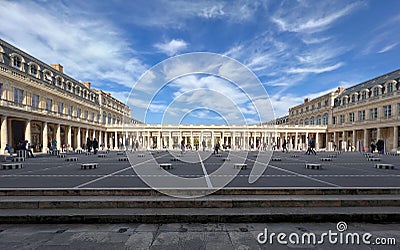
[0, 150, 399, 189]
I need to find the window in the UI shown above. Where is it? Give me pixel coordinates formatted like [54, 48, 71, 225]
[349, 112, 355, 122]
[370, 107, 378, 120]
[46, 98, 52, 111]
[103, 112, 107, 124]
[361, 91, 367, 100]
[91, 112, 95, 121]
[300, 108, 303, 114]
[383, 105, 392, 117]
[358, 110, 365, 121]
[332, 116, 337, 125]
[296, 110, 299, 115]
[316, 115, 321, 125]
[340, 115, 345, 124]
[373, 87, 379, 97]
[67, 82, 72, 91]
[318, 102, 321, 109]
[388, 83, 393, 93]
[30, 64, 38, 76]
[56, 77, 62, 87]
[77, 108, 81, 118]
[14, 88, 24, 104]
[324, 100, 329, 107]
[310, 117, 314, 125]
[13, 55, 22, 68]
[311, 104, 315, 111]
[351, 95, 356, 103]
[68, 106, 73, 117]
[84, 110, 88, 119]
[300, 119, 304, 125]
[305, 106, 309, 112]
[58, 102, 64, 114]
[342, 98, 347, 105]
[32, 94, 39, 109]
[323, 113, 328, 125]
[0, 83, 3, 99]
[108, 113, 111, 124]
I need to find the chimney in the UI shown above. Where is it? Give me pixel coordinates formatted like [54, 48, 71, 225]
[304, 98, 310, 103]
[51, 64, 63, 73]
[82, 81, 91, 89]
[337, 86, 344, 93]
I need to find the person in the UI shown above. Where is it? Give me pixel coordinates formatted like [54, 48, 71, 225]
[92, 138, 98, 155]
[376, 139, 384, 155]
[180, 139, 185, 155]
[4, 144, 13, 156]
[272, 141, 276, 151]
[282, 138, 288, 152]
[202, 139, 206, 151]
[86, 137, 92, 152]
[333, 141, 337, 151]
[135, 140, 139, 151]
[214, 141, 220, 155]
[25, 141, 34, 158]
[310, 137, 316, 155]
[370, 140, 376, 153]
[51, 138, 57, 151]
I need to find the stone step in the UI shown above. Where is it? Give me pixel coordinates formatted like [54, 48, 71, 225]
[0, 194, 398, 209]
[0, 188, 399, 196]
[0, 206, 398, 223]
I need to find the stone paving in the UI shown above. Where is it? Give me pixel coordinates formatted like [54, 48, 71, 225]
[0, 222, 398, 249]
[0, 150, 399, 189]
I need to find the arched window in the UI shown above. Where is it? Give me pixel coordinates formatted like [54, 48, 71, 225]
[113, 115, 116, 124]
[102, 112, 106, 124]
[309, 116, 314, 125]
[304, 118, 309, 125]
[300, 119, 303, 125]
[387, 82, 393, 93]
[28, 62, 39, 77]
[316, 115, 321, 125]
[108, 113, 111, 124]
[55, 76, 63, 87]
[43, 69, 53, 83]
[323, 113, 329, 125]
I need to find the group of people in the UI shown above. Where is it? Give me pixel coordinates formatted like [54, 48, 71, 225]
[4, 140, 35, 158]
[370, 139, 385, 154]
[305, 137, 317, 155]
[85, 137, 99, 154]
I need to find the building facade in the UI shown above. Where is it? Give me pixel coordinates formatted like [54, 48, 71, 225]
[0, 38, 399, 153]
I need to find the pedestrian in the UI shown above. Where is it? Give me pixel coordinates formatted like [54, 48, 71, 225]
[51, 138, 57, 151]
[202, 139, 206, 151]
[282, 138, 288, 152]
[180, 139, 185, 155]
[86, 137, 92, 152]
[305, 137, 312, 155]
[214, 141, 220, 155]
[376, 139, 384, 155]
[310, 137, 316, 155]
[370, 140, 376, 153]
[92, 138, 98, 154]
[26, 141, 35, 158]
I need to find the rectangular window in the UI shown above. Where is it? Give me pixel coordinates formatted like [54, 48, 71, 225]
[358, 110, 365, 121]
[318, 102, 321, 109]
[84, 110, 88, 119]
[361, 91, 367, 100]
[388, 83, 393, 93]
[77, 108, 81, 118]
[349, 112, 355, 122]
[14, 87, 24, 104]
[311, 104, 315, 110]
[383, 105, 392, 117]
[340, 114, 345, 124]
[373, 87, 379, 97]
[58, 102, 64, 114]
[370, 108, 378, 120]
[306, 106, 309, 112]
[32, 94, 39, 109]
[45, 98, 52, 111]
[398, 103, 400, 115]
[332, 116, 336, 125]
[91, 112, 95, 121]
[0, 83, 3, 99]
[68, 106, 73, 117]
[324, 100, 329, 107]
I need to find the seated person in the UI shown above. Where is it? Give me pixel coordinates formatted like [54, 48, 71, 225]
[4, 144, 13, 156]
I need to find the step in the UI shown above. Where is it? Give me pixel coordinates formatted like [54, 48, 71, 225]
[0, 195, 398, 209]
[0, 188, 399, 196]
[0, 207, 398, 223]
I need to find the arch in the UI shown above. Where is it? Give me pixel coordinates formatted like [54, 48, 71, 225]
[43, 69, 54, 82]
[323, 113, 329, 125]
[316, 115, 322, 125]
[309, 116, 314, 125]
[55, 76, 63, 87]
[9, 53, 25, 71]
[27, 62, 40, 77]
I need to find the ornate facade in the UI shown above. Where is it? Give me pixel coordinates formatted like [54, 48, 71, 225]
[0, 38, 399, 153]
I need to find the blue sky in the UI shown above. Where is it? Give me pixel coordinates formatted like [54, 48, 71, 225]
[0, 0, 399, 124]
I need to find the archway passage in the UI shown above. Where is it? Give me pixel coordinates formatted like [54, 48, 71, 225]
[11, 120, 24, 149]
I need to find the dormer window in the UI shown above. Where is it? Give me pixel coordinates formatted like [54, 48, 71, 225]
[56, 77, 62, 87]
[43, 70, 53, 83]
[29, 63, 38, 77]
[388, 82, 393, 93]
[67, 82, 72, 91]
[373, 87, 379, 97]
[13, 55, 22, 68]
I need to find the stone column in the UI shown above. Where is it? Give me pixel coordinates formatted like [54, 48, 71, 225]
[42, 122, 48, 153]
[23, 119, 31, 144]
[1, 116, 8, 150]
[363, 129, 368, 152]
[352, 130, 356, 151]
[377, 127, 381, 140]
[294, 132, 298, 151]
[393, 126, 398, 151]
[67, 126, 72, 150]
[253, 132, 257, 150]
[233, 132, 236, 150]
[169, 131, 173, 150]
[77, 127, 81, 149]
[85, 129, 89, 146]
[114, 131, 118, 150]
[211, 131, 214, 149]
[56, 124, 61, 150]
[98, 131, 102, 146]
[157, 131, 161, 150]
[316, 132, 319, 150]
[104, 132, 108, 149]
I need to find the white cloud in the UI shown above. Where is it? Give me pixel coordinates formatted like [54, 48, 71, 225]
[377, 43, 397, 54]
[154, 39, 188, 56]
[0, 1, 147, 90]
[271, 2, 364, 33]
[287, 62, 344, 74]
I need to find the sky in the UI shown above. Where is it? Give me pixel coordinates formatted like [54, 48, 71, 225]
[0, 0, 399, 124]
